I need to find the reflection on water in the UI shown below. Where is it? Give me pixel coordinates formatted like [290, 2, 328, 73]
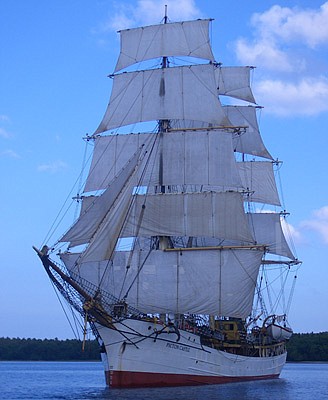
[81, 379, 290, 400]
[0, 362, 327, 400]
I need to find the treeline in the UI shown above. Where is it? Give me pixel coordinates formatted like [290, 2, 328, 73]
[1, 333, 328, 361]
[286, 332, 328, 362]
[0, 338, 100, 361]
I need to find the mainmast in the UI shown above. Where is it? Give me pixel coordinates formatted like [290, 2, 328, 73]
[162, 4, 168, 68]
[158, 5, 170, 195]
[157, 5, 172, 254]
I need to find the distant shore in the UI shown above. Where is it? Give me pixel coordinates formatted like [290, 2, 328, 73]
[1, 332, 328, 361]
[0, 338, 99, 361]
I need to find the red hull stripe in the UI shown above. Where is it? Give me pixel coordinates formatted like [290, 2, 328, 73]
[106, 370, 280, 388]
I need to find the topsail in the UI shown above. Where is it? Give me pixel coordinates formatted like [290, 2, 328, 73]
[95, 64, 230, 133]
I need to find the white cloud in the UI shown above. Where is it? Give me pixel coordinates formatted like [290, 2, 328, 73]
[234, 3, 328, 117]
[1, 149, 20, 159]
[254, 76, 328, 116]
[101, 0, 201, 31]
[236, 3, 328, 70]
[0, 127, 10, 138]
[252, 3, 328, 48]
[235, 37, 294, 72]
[37, 160, 68, 173]
[301, 206, 328, 244]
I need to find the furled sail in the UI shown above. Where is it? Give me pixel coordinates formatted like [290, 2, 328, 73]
[247, 213, 295, 260]
[115, 19, 214, 72]
[61, 248, 264, 318]
[237, 161, 281, 206]
[216, 66, 256, 103]
[95, 64, 230, 134]
[85, 130, 243, 192]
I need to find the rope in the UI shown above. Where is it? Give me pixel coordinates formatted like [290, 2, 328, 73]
[50, 279, 81, 340]
[42, 138, 93, 247]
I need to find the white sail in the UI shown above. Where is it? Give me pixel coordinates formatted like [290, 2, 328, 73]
[216, 66, 256, 103]
[161, 129, 242, 188]
[60, 150, 141, 248]
[85, 130, 242, 192]
[171, 107, 272, 159]
[224, 106, 272, 159]
[123, 191, 254, 243]
[62, 248, 263, 318]
[80, 172, 137, 262]
[84, 133, 157, 193]
[115, 19, 214, 72]
[127, 249, 263, 316]
[238, 161, 281, 206]
[95, 64, 230, 134]
[247, 213, 295, 260]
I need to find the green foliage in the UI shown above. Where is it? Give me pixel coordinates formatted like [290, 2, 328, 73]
[0, 338, 100, 361]
[286, 332, 328, 361]
[1, 333, 328, 361]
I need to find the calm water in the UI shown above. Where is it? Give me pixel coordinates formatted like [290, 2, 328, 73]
[0, 362, 327, 400]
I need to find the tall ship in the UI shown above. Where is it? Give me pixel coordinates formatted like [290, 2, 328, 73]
[34, 11, 301, 388]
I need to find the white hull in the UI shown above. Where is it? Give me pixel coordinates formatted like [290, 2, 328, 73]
[96, 319, 287, 388]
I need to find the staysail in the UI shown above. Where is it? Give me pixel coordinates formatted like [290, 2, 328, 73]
[60, 149, 143, 247]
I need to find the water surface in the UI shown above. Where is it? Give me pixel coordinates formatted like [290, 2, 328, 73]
[0, 361, 327, 399]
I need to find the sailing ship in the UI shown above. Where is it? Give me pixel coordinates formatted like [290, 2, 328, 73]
[34, 12, 301, 388]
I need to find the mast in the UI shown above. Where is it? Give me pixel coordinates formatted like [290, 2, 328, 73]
[158, 4, 169, 195]
[158, 5, 170, 321]
[158, 5, 171, 253]
[162, 4, 168, 67]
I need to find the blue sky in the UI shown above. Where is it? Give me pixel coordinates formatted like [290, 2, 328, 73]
[1, 0, 328, 339]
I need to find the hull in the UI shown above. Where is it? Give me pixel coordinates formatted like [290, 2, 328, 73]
[97, 319, 287, 388]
